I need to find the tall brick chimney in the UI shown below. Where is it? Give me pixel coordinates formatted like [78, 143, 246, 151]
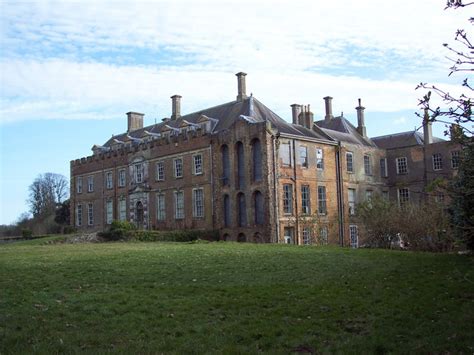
[423, 108, 433, 145]
[171, 95, 182, 120]
[324, 96, 334, 122]
[127, 112, 144, 132]
[291, 104, 302, 125]
[236, 72, 247, 101]
[356, 98, 367, 137]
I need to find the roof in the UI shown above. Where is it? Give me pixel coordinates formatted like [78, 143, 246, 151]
[314, 116, 377, 147]
[371, 131, 445, 149]
[103, 96, 332, 147]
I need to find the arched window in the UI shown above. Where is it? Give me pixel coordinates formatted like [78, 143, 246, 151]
[254, 190, 264, 225]
[223, 194, 231, 227]
[221, 145, 230, 186]
[237, 192, 247, 227]
[237, 233, 246, 242]
[236, 142, 245, 189]
[252, 139, 262, 182]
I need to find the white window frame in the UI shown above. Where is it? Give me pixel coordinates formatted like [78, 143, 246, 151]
[319, 226, 328, 245]
[174, 190, 184, 219]
[174, 158, 183, 178]
[301, 185, 310, 214]
[156, 161, 165, 181]
[284, 227, 294, 244]
[396, 157, 408, 175]
[135, 163, 144, 183]
[364, 155, 372, 175]
[106, 172, 113, 190]
[303, 227, 311, 245]
[118, 169, 126, 187]
[451, 150, 460, 169]
[316, 148, 324, 170]
[106, 200, 113, 224]
[192, 188, 204, 218]
[76, 177, 83, 194]
[76, 204, 83, 226]
[118, 198, 127, 221]
[300, 146, 308, 168]
[349, 225, 358, 248]
[380, 158, 388, 178]
[346, 152, 354, 173]
[193, 154, 203, 175]
[348, 188, 356, 216]
[318, 186, 327, 215]
[432, 153, 443, 171]
[157, 193, 166, 221]
[87, 176, 94, 192]
[281, 142, 292, 167]
[87, 203, 93, 226]
[283, 184, 293, 214]
[398, 188, 410, 207]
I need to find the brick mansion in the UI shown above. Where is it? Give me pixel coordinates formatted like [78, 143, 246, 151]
[70, 73, 461, 246]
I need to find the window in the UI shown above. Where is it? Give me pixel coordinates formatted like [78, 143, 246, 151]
[238, 193, 247, 227]
[432, 153, 443, 171]
[316, 148, 324, 170]
[106, 200, 113, 224]
[76, 177, 83, 194]
[382, 191, 389, 200]
[106, 172, 113, 189]
[319, 226, 328, 245]
[174, 158, 183, 178]
[349, 225, 358, 248]
[365, 190, 373, 201]
[396, 157, 408, 174]
[346, 152, 354, 173]
[252, 139, 263, 181]
[135, 163, 144, 183]
[118, 169, 126, 187]
[193, 154, 203, 175]
[380, 158, 388, 178]
[300, 146, 308, 167]
[451, 150, 460, 169]
[157, 194, 165, 221]
[318, 186, 327, 215]
[87, 176, 94, 192]
[193, 188, 204, 218]
[223, 194, 231, 227]
[303, 227, 311, 245]
[119, 198, 127, 221]
[156, 162, 165, 181]
[283, 184, 293, 214]
[364, 155, 372, 175]
[254, 191, 264, 225]
[281, 142, 291, 166]
[348, 188, 356, 215]
[236, 142, 245, 188]
[76, 204, 82, 226]
[174, 191, 184, 219]
[398, 188, 410, 207]
[221, 145, 230, 185]
[301, 185, 311, 214]
[87, 203, 93, 226]
[284, 227, 294, 244]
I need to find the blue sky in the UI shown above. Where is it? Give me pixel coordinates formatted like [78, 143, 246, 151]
[0, 0, 469, 224]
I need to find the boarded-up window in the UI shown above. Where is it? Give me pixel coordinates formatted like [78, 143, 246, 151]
[223, 194, 231, 227]
[236, 142, 245, 189]
[252, 139, 262, 181]
[254, 191, 264, 225]
[280, 142, 291, 166]
[221, 145, 230, 185]
[238, 193, 247, 227]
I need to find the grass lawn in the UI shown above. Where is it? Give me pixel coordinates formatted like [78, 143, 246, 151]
[1, 241, 473, 353]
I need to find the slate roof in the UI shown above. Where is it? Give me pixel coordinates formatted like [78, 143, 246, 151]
[314, 116, 377, 147]
[371, 131, 445, 150]
[103, 96, 332, 147]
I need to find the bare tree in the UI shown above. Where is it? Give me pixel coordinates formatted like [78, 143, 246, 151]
[27, 173, 69, 218]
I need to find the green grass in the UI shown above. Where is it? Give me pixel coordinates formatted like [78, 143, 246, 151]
[1, 242, 473, 353]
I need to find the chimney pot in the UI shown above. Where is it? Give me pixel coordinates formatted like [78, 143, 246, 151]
[171, 95, 182, 120]
[236, 72, 247, 101]
[127, 112, 144, 132]
[324, 96, 334, 122]
[356, 98, 367, 138]
[291, 104, 302, 125]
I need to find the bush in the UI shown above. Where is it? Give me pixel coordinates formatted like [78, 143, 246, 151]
[63, 225, 77, 234]
[21, 228, 33, 239]
[110, 220, 136, 231]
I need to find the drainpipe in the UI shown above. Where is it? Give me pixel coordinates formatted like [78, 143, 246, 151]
[210, 144, 215, 230]
[292, 139, 299, 245]
[272, 134, 280, 243]
[336, 143, 345, 246]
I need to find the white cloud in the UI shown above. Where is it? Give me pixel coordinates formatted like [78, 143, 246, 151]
[394, 116, 408, 125]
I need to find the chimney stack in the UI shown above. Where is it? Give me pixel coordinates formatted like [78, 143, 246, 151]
[324, 96, 334, 122]
[171, 95, 182, 120]
[306, 104, 314, 129]
[291, 104, 302, 125]
[423, 108, 433, 145]
[356, 98, 367, 137]
[127, 112, 144, 132]
[236, 72, 247, 101]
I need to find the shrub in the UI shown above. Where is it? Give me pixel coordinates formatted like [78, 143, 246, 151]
[63, 225, 77, 234]
[21, 228, 33, 239]
[110, 220, 136, 231]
